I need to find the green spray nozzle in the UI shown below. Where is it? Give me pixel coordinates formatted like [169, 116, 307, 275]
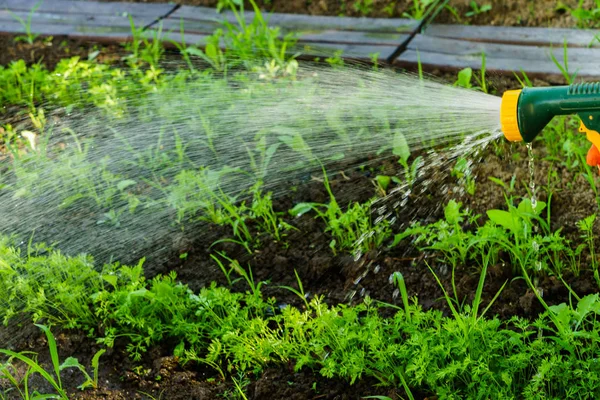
[500, 83, 600, 167]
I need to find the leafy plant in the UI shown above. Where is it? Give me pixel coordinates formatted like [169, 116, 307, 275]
[451, 157, 476, 195]
[9, 0, 42, 45]
[5, 236, 600, 397]
[290, 171, 392, 256]
[397, 198, 581, 279]
[392, 130, 423, 187]
[557, 0, 600, 28]
[353, 0, 374, 16]
[578, 214, 598, 285]
[0, 325, 104, 399]
[402, 0, 443, 19]
[454, 53, 487, 93]
[465, 1, 492, 17]
[550, 40, 578, 84]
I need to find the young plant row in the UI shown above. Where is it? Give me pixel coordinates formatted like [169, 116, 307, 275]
[2, 236, 600, 399]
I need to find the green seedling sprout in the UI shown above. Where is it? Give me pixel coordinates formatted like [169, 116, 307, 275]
[578, 214, 599, 286]
[0, 325, 104, 398]
[390, 271, 410, 322]
[9, 0, 42, 45]
[279, 269, 310, 309]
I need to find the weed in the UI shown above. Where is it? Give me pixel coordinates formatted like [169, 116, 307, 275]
[290, 171, 392, 256]
[578, 214, 598, 285]
[451, 157, 476, 195]
[402, 0, 442, 20]
[557, 0, 600, 28]
[0, 325, 103, 398]
[465, 1, 492, 17]
[353, 0, 374, 16]
[9, 1, 42, 45]
[550, 40, 578, 84]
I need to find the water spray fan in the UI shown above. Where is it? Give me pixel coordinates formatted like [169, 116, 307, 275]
[501, 83, 600, 167]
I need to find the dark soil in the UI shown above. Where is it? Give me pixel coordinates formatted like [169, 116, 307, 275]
[101, 0, 584, 28]
[0, 35, 125, 70]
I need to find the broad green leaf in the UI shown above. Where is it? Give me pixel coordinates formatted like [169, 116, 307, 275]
[517, 198, 546, 215]
[444, 200, 462, 225]
[205, 43, 218, 60]
[456, 68, 473, 88]
[549, 302, 571, 327]
[487, 210, 520, 233]
[576, 293, 600, 319]
[102, 274, 118, 288]
[59, 356, 83, 371]
[117, 179, 136, 191]
[376, 175, 391, 191]
[184, 47, 205, 57]
[289, 203, 317, 216]
[392, 130, 410, 162]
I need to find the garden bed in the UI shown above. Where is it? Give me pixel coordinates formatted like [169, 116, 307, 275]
[3, 7, 600, 399]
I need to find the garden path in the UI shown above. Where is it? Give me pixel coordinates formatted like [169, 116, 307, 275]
[1, 0, 600, 78]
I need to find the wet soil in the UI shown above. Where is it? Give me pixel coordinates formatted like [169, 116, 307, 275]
[101, 0, 584, 28]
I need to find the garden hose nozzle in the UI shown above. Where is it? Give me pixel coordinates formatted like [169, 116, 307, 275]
[500, 83, 600, 168]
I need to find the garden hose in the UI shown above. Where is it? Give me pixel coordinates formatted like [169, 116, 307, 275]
[500, 83, 600, 167]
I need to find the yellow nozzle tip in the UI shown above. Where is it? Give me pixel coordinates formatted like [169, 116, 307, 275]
[501, 90, 523, 142]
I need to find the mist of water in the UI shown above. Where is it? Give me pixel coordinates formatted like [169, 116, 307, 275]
[0, 63, 502, 268]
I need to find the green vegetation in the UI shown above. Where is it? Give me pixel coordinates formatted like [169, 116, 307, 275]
[557, 0, 600, 28]
[3, 239, 600, 398]
[397, 198, 582, 279]
[0, 324, 104, 399]
[464, 1, 492, 18]
[290, 171, 392, 256]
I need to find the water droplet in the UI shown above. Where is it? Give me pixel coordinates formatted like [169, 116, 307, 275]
[527, 142, 537, 210]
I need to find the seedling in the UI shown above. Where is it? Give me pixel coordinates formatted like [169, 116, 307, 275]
[390, 271, 411, 322]
[0, 325, 104, 398]
[451, 157, 476, 195]
[550, 40, 578, 84]
[290, 170, 392, 256]
[557, 0, 600, 28]
[353, 0, 374, 16]
[9, 1, 42, 45]
[454, 53, 488, 93]
[465, 1, 492, 17]
[578, 214, 598, 285]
